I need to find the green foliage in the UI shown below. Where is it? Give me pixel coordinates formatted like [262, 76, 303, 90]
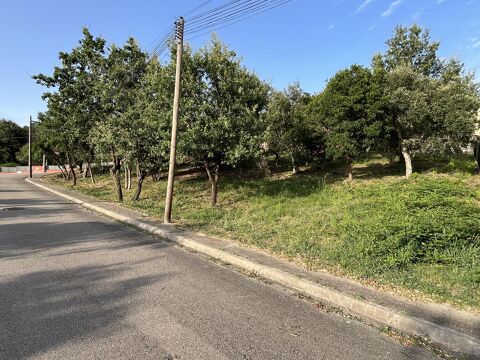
[384, 24, 441, 76]
[377, 25, 480, 177]
[0, 119, 28, 164]
[311, 65, 380, 179]
[91, 37, 150, 162]
[15, 143, 43, 165]
[179, 36, 270, 204]
[34, 28, 107, 170]
[128, 60, 171, 176]
[181, 37, 269, 167]
[265, 83, 316, 173]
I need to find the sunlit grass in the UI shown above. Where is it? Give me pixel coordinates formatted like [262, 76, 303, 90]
[45, 155, 480, 310]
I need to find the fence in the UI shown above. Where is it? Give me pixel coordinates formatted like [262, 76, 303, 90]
[0, 165, 61, 174]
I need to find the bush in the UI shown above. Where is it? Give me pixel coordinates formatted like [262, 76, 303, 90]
[0, 162, 19, 167]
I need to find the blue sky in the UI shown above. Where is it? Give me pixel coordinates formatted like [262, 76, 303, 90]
[1, 0, 479, 126]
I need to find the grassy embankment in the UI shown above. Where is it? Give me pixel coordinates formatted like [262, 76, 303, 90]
[44, 156, 480, 311]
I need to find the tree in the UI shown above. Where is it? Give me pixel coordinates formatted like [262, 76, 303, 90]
[386, 65, 434, 177]
[265, 83, 312, 174]
[126, 60, 171, 201]
[312, 65, 379, 181]
[91, 38, 149, 202]
[0, 119, 28, 164]
[379, 25, 480, 177]
[34, 28, 106, 185]
[369, 54, 398, 163]
[16, 143, 43, 165]
[180, 37, 269, 206]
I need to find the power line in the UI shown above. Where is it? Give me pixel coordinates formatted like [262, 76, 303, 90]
[185, 0, 290, 35]
[186, 0, 258, 25]
[148, 27, 175, 60]
[186, 0, 243, 22]
[186, 1, 269, 32]
[147, 0, 216, 59]
[185, 3, 288, 41]
[148, 0, 292, 60]
[146, 25, 173, 52]
[184, 0, 216, 17]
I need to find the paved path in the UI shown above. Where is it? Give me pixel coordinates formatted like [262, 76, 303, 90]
[0, 174, 435, 359]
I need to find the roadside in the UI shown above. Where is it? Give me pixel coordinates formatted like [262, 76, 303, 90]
[28, 175, 480, 358]
[1, 173, 437, 360]
[41, 157, 480, 312]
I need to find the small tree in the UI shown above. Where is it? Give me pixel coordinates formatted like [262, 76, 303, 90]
[180, 37, 269, 206]
[313, 65, 378, 181]
[265, 83, 312, 174]
[380, 25, 480, 177]
[127, 60, 170, 201]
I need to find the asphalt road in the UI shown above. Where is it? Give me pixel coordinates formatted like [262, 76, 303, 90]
[0, 174, 436, 360]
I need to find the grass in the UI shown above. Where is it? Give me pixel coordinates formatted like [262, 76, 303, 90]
[44, 155, 480, 311]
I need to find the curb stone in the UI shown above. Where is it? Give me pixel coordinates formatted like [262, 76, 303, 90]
[26, 178, 480, 358]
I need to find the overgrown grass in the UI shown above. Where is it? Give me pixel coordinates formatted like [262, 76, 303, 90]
[45, 155, 480, 310]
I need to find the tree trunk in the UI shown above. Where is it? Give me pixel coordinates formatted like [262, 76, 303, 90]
[123, 161, 131, 190]
[474, 140, 480, 175]
[132, 167, 146, 201]
[346, 157, 353, 182]
[395, 125, 413, 179]
[59, 164, 67, 180]
[79, 162, 83, 176]
[111, 154, 123, 202]
[82, 164, 88, 178]
[401, 145, 413, 179]
[88, 163, 95, 184]
[70, 165, 77, 186]
[204, 160, 220, 207]
[291, 156, 298, 175]
[210, 176, 218, 206]
[259, 156, 271, 177]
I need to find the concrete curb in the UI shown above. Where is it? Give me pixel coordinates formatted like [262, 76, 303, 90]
[26, 178, 480, 358]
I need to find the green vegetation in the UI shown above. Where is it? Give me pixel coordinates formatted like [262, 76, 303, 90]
[0, 119, 28, 165]
[34, 23, 480, 310]
[34, 25, 480, 202]
[45, 156, 480, 310]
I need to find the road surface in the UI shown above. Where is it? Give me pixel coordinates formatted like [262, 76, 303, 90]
[0, 174, 435, 359]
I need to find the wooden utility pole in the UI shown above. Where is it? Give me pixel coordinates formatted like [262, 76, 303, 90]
[28, 115, 32, 179]
[164, 17, 185, 224]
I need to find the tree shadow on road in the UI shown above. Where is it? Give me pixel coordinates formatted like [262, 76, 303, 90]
[0, 264, 173, 359]
[0, 218, 170, 261]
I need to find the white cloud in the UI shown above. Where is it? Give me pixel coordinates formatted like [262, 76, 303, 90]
[328, 24, 335, 30]
[354, 0, 374, 14]
[437, 0, 446, 4]
[381, 0, 403, 17]
[473, 40, 480, 48]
